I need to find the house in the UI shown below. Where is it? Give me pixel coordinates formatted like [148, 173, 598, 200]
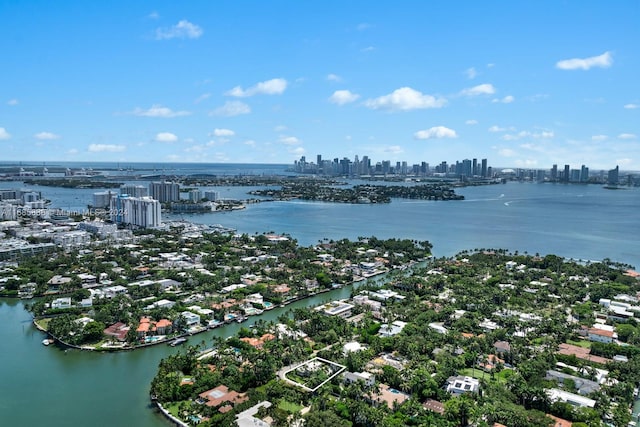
[545, 370, 600, 395]
[51, 297, 72, 309]
[315, 301, 354, 318]
[155, 319, 173, 335]
[378, 321, 408, 337]
[547, 414, 572, 427]
[587, 327, 617, 343]
[446, 375, 480, 395]
[423, 399, 444, 415]
[104, 322, 130, 341]
[198, 385, 248, 412]
[343, 371, 375, 387]
[545, 388, 596, 408]
[428, 322, 448, 335]
[181, 311, 201, 327]
[494, 340, 511, 354]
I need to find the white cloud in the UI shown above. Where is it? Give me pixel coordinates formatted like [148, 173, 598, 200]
[155, 132, 178, 143]
[194, 93, 211, 103]
[7, 99, 18, 106]
[502, 130, 554, 141]
[492, 95, 515, 104]
[67, 148, 79, 155]
[556, 51, 612, 70]
[326, 73, 342, 82]
[280, 136, 301, 145]
[489, 125, 507, 132]
[384, 145, 404, 154]
[289, 147, 306, 156]
[465, 119, 478, 125]
[148, 11, 159, 19]
[226, 78, 287, 97]
[329, 90, 360, 105]
[591, 135, 608, 142]
[155, 20, 203, 40]
[361, 46, 375, 52]
[34, 132, 60, 140]
[88, 144, 126, 153]
[274, 125, 287, 132]
[618, 133, 637, 140]
[211, 128, 235, 137]
[624, 103, 638, 109]
[0, 127, 11, 140]
[131, 105, 191, 118]
[356, 23, 372, 31]
[414, 126, 458, 140]
[364, 87, 446, 111]
[461, 83, 496, 96]
[465, 67, 477, 79]
[244, 140, 256, 147]
[210, 101, 251, 116]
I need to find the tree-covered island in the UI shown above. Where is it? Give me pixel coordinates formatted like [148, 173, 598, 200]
[16, 228, 430, 350]
[248, 182, 464, 203]
[150, 251, 640, 427]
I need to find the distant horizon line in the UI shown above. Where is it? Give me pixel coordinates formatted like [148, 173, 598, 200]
[0, 159, 635, 173]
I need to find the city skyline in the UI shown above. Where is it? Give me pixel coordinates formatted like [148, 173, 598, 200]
[1, 1, 639, 169]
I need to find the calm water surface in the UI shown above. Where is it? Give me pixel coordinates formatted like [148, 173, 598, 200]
[0, 178, 638, 426]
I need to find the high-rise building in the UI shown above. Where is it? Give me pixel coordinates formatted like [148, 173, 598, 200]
[563, 165, 570, 183]
[551, 164, 558, 181]
[580, 165, 589, 182]
[204, 190, 220, 201]
[481, 159, 487, 178]
[120, 184, 148, 198]
[93, 191, 116, 208]
[607, 165, 619, 185]
[149, 182, 180, 203]
[110, 195, 161, 228]
[188, 189, 202, 202]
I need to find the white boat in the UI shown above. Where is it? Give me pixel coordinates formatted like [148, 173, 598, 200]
[42, 339, 54, 346]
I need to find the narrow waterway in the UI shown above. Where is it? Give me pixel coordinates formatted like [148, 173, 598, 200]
[0, 273, 391, 426]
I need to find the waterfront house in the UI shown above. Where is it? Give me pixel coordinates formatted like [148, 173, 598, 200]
[104, 322, 130, 341]
[545, 388, 596, 408]
[51, 297, 72, 310]
[197, 385, 248, 412]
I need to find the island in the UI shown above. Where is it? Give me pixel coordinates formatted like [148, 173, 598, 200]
[17, 227, 430, 351]
[150, 250, 640, 427]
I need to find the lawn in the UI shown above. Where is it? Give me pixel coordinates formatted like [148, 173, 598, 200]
[278, 400, 303, 413]
[567, 339, 591, 349]
[460, 368, 512, 384]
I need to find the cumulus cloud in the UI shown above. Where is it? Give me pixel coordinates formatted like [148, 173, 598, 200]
[329, 90, 360, 105]
[155, 132, 178, 143]
[364, 87, 446, 111]
[88, 144, 126, 153]
[492, 95, 515, 104]
[465, 119, 478, 125]
[67, 148, 79, 155]
[226, 78, 287, 97]
[624, 103, 638, 109]
[0, 127, 11, 140]
[414, 126, 458, 140]
[461, 83, 496, 96]
[556, 51, 612, 70]
[465, 67, 477, 79]
[155, 20, 203, 40]
[7, 99, 18, 106]
[280, 136, 301, 145]
[592, 135, 608, 142]
[489, 125, 507, 132]
[210, 101, 251, 116]
[211, 128, 235, 137]
[618, 133, 637, 140]
[244, 140, 256, 147]
[131, 105, 191, 118]
[34, 132, 60, 140]
[326, 73, 342, 82]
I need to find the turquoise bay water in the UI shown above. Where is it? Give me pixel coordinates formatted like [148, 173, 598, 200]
[0, 178, 638, 426]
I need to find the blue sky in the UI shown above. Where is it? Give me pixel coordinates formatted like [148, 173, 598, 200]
[1, 1, 638, 170]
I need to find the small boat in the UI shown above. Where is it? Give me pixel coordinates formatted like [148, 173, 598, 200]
[169, 337, 188, 347]
[42, 339, 54, 346]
